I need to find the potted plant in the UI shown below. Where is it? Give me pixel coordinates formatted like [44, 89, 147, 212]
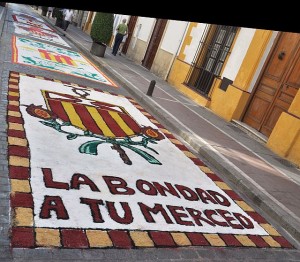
[41, 6, 48, 16]
[53, 7, 64, 29]
[90, 12, 114, 57]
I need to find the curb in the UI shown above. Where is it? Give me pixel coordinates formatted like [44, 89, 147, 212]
[0, 6, 7, 38]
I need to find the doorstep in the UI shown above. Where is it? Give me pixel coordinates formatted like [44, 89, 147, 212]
[231, 120, 268, 144]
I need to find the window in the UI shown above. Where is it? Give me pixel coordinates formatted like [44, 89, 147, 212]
[185, 25, 238, 96]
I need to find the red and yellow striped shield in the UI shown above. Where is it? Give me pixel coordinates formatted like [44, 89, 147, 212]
[38, 49, 77, 66]
[43, 91, 141, 138]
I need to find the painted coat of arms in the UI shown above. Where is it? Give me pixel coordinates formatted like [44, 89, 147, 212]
[12, 36, 117, 85]
[13, 22, 70, 47]
[12, 14, 54, 31]
[25, 88, 165, 165]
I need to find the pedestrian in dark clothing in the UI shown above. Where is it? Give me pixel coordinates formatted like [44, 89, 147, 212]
[112, 18, 128, 56]
[63, 9, 74, 31]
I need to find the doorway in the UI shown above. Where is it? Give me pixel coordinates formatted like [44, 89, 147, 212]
[242, 32, 300, 137]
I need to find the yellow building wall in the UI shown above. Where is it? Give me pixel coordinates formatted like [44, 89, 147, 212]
[210, 80, 250, 121]
[209, 29, 273, 121]
[267, 90, 300, 166]
[168, 59, 188, 88]
[233, 30, 272, 89]
[288, 90, 300, 117]
[177, 22, 198, 61]
[83, 12, 94, 34]
[167, 22, 210, 107]
[168, 59, 210, 107]
[168, 22, 300, 166]
[168, 27, 273, 121]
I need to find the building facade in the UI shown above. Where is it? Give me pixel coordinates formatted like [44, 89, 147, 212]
[124, 17, 188, 79]
[79, 13, 300, 167]
[167, 24, 300, 166]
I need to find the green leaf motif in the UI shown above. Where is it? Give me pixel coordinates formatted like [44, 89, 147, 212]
[67, 134, 78, 140]
[79, 140, 104, 155]
[121, 143, 162, 165]
[40, 120, 55, 128]
[19, 37, 46, 48]
[73, 71, 102, 81]
[19, 37, 79, 57]
[22, 56, 37, 65]
[54, 47, 79, 57]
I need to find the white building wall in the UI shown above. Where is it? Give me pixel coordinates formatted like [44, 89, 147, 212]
[248, 31, 278, 92]
[221, 28, 256, 81]
[183, 23, 208, 64]
[136, 17, 155, 42]
[160, 20, 189, 54]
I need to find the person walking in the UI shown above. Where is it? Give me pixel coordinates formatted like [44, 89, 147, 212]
[118, 32, 128, 55]
[63, 9, 74, 31]
[112, 18, 128, 56]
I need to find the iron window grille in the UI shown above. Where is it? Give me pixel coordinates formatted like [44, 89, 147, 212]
[184, 25, 238, 96]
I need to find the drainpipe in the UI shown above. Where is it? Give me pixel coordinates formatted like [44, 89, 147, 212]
[164, 21, 189, 81]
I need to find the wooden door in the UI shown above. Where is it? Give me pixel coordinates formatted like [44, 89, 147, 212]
[122, 16, 138, 55]
[142, 19, 167, 70]
[242, 32, 300, 137]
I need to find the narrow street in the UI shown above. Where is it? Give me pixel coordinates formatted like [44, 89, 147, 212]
[0, 3, 300, 261]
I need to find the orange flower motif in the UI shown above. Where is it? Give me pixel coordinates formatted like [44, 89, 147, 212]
[26, 104, 57, 120]
[141, 126, 165, 140]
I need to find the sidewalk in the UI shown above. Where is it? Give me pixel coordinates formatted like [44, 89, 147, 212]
[38, 11, 300, 246]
